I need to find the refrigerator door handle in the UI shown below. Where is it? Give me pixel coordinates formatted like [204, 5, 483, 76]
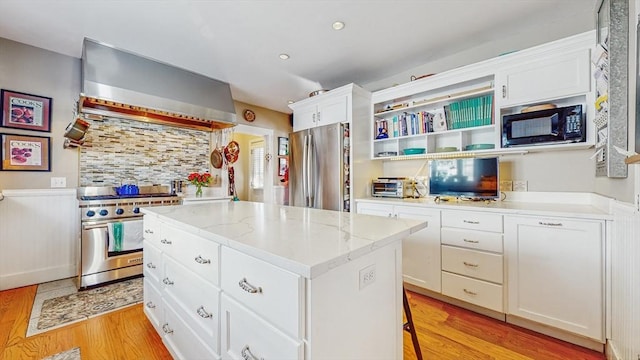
[307, 133, 314, 207]
[302, 134, 308, 207]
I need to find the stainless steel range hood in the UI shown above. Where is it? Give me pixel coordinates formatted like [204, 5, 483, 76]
[79, 38, 236, 131]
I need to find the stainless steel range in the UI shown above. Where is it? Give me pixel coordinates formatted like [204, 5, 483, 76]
[77, 186, 181, 289]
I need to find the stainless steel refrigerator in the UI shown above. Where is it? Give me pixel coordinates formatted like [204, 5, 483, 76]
[289, 123, 350, 211]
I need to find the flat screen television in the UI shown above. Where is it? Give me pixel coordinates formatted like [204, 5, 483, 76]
[429, 157, 499, 199]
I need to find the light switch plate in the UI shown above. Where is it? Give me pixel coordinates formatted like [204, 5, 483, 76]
[513, 180, 528, 191]
[499, 180, 513, 192]
[51, 177, 66, 188]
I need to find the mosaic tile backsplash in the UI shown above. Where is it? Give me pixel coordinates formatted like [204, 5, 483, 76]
[79, 118, 212, 186]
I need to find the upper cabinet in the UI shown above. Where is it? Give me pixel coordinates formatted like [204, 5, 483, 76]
[370, 31, 596, 160]
[290, 89, 349, 132]
[497, 48, 591, 108]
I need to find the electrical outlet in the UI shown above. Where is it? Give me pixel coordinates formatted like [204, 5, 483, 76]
[359, 264, 376, 290]
[513, 180, 528, 192]
[499, 180, 513, 192]
[50, 177, 66, 188]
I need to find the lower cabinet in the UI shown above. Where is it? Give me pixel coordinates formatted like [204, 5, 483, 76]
[357, 202, 441, 292]
[504, 215, 604, 341]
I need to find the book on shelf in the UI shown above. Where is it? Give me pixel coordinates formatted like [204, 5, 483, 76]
[444, 94, 493, 130]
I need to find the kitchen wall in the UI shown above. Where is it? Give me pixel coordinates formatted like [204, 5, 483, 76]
[0, 37, 292, 196]
[0, 37, 80, 190]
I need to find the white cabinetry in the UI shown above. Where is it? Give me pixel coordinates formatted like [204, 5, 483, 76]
[357, 201, 441, 292]
[440, 210, 504, 313]
[290, 90, 348, 132]
[504, 215, 604, 341]
[497, 48, 591, 108]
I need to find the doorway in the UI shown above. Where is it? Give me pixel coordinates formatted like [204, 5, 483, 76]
[232, 124, 274, 203]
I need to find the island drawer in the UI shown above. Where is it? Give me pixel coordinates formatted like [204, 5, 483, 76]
[143, 241, 163, 285]
[143, 215, 163, 246]
[220, 295, 303, 360]
[221, 247, 303, 339]
[162, 299, 219, 360]
[441, 227, 503, 253]
[441, 245, 503, 284]
[162, 225, 220, 286]
[162, 255, 220, 354]
[441, 210, 503, 233]
[442, 271, 503, 312]
[143, 279, 163, 335]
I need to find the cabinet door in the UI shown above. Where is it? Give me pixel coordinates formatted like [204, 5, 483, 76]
[504, 216, 603, 340]
[394, 206, 441, 292]
[498, 48, 591, 107]
[317, 95, 348, 127]
[292, 104, 318, 132]
[356, 202, 394, 218]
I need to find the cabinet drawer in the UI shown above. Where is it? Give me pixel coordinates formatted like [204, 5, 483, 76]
[162, 255, 220, 354]
[442, 210, 503, 232]
[221, 295, 303, 360]
[143, 215, 162, 247]
[441, 245, 503, 283]
[162, 300, 220, 360]
[162, 225, 220, 286]
[442, 271, 503, 312]
[143, 279, 163, 334]
[143, 241, 163, 284]
[221, 247, 303, 339]
[441, 227, 503, 253]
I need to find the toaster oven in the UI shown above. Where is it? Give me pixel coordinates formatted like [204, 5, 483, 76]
[372, 178, 415, 198]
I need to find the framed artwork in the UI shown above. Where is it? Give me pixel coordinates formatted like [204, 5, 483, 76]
[1, 89, 52, 132]
[0, 133, 51, 171]
[278, 157, 287, 176]
[596, 0, 609, 49]
[278, 136, 289, 156]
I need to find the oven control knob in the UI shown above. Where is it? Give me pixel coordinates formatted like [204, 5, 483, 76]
[116, 208, 124, 215]
[133, 207, 140, 214]
[86, 210, 96, 217]
[99, 209, 109, 216]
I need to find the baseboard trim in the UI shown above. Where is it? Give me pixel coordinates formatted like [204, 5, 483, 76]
[507, 315, 604, 353]
[605, 340, 623, 360]
[0, 265, 76, 291]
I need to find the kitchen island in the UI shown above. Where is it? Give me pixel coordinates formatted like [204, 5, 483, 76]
[141, 201, 426, 360]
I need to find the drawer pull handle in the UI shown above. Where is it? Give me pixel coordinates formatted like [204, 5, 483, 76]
[463, 238, 479, 244]
[146, 301, 156, 309]
[162, 277, 174, 286]
[463, 288, 477, 296]
[463, 261, 479, 268]
[241, 345, 263, 360]
[160, 238, 172, 245]
[146, 262, 156, 269]
[239, 278, 262, 294]
[162, 323, 173, 334]
[196, 305, 213, 319]
[194, 255, 211, 264]
[463, 220, 480, 225]
[144, 229, 154, 234]
[538, 221, 563, 227]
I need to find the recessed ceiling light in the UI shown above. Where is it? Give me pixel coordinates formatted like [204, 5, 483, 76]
[287, 100, 294, 104]
[279, 53, 290, 60]
[332, 21, 345, 30]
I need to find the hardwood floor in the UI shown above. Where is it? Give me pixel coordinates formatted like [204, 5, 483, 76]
[1, 284, 605, 359]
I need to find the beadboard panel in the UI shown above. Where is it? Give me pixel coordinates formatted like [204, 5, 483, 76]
[0, 189, 79, 290]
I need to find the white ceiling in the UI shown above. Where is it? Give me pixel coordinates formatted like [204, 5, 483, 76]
[0, 0, 598, 114]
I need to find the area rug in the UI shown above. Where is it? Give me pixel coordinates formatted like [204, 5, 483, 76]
[42, 347, 81, 360]
[27, 277, 143, 337]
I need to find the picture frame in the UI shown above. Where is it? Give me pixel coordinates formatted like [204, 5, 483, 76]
[596, 0, 610, 49]
[278, 157, 287, 176]
[278, 136, 289, 156]
[1, 89, 52, 132]
[1, 133, 51, 171]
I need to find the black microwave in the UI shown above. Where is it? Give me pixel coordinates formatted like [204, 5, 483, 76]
[502, 104, 585, 147]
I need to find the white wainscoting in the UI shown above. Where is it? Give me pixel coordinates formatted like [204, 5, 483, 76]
[0, 189, 79, 290]
[607, 200, 640, 360]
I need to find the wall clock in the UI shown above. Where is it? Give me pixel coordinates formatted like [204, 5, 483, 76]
[243, 109, 256, 122]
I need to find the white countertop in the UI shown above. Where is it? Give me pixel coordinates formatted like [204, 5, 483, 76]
[357, 191, 613, 220]
[142, 201, 426, 278]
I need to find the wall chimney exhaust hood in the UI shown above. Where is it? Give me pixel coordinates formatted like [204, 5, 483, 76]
[79, 38, 236, 131]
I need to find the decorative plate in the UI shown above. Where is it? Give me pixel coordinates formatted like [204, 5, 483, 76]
[243, 109, 256, 122]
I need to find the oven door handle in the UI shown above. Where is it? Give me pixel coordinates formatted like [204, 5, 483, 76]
[82, 218, 141, 230]
[83, 224, 109, 230]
